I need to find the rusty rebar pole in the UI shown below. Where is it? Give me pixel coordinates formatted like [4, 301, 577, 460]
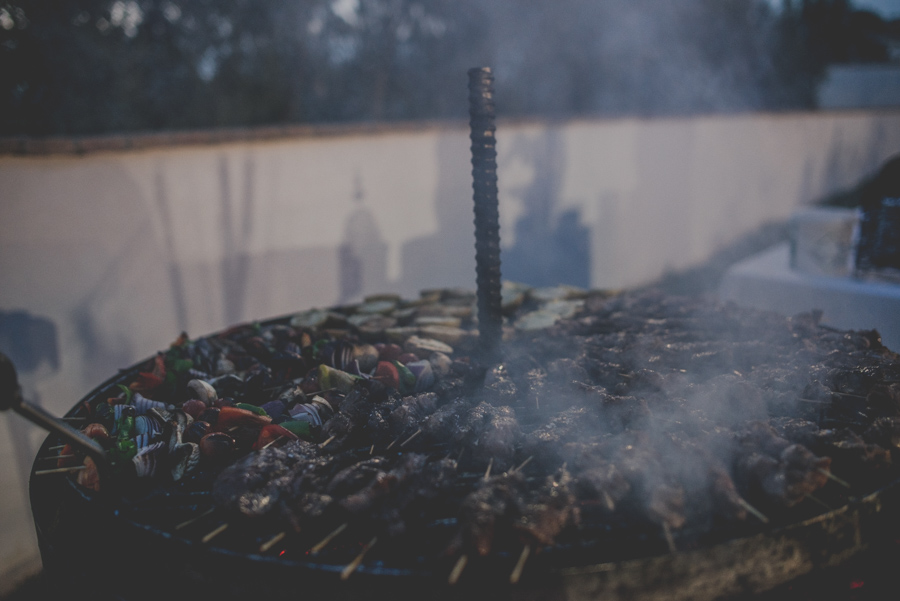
[468, 67, 502, 362]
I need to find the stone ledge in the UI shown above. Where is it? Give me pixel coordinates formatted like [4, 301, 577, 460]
[0, 119, 467, 157]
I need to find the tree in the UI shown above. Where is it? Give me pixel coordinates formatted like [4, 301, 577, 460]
[2, 0, 893, 136]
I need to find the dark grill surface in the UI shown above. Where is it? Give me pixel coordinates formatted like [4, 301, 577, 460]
[26, 290, 900, 601]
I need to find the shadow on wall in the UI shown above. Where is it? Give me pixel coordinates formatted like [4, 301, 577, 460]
[219, 155, 255, 326]
[339, 174, 389, 303]
[396, 134, 480, 297]
[394, 129, 592, 296]
[0, 311, 59, 376]
[503, 128, 591, 288]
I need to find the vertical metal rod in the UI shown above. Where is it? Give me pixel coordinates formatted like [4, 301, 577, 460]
[468, 67, 502, 362]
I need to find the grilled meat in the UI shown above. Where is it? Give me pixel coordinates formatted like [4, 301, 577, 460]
[89, 288, 900, 565]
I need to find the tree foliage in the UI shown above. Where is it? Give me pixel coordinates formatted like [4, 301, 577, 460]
[0, 0, 895, 136]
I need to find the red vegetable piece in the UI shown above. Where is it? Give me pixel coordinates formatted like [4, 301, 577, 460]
[252, 424, 299, 451]
[374, 361, 400, 389]
[57, 443, 77, 468]
[215, 406, 272, 432]
[130, 355, 166, 392]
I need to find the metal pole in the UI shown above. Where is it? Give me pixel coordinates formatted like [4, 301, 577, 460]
[468, 67, 503, 363]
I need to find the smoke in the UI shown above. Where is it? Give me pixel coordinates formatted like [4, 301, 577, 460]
[474, 0, 798, 117]
[486, 289, 849, 534]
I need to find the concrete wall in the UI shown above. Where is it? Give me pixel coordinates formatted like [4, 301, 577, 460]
[1, 109, 900, 588]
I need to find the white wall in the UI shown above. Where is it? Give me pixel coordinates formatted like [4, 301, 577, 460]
[1, 109, 899, 587]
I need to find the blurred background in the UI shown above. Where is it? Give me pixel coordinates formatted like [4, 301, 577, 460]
[2, 0, 900, 132]
[2, 0, 900, 596]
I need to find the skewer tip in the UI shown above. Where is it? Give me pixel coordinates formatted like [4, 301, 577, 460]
[34, 465, 87, 476]
[340, 536, 377, 580]
[261, 436, 284, 450]
[309, 522, 348, 555]
[662, 523, 677, 554]
[510, 545, 531, 584]
[259, 531, 286, 554]
[201, 523, 229, 544]
[175, 507, 215, 531]
[737, 498, 769, 524]
[448, 554, 468, 585]
[512, 456, 533, 473]
[818, 467, 850, 489]
[400, 428, 423, 448]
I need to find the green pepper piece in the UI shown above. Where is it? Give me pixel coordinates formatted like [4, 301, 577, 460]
[171, 358, 194, 373]
[108, 437, 138, 467]
[116, 384, 134, 404]
[279, 420, 312, 440]
[393, 361, 416, 395]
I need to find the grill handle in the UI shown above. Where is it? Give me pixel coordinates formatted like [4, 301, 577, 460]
[1, 352, 108, 482]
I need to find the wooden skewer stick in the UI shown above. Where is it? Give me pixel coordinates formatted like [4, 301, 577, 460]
[34, 465, 87, 476]
[512, 456, 533, 473]
[319, 435, 336, 449]
[602, 492, 615, 512]
[310, 523, 347, 555]
[510, 545, 531, 584]
[202, 523, 229, 543]
[484, 458, 494, 481]
[386, 436, 401, 451]
[662, 523, 677, 554]
[39, 454, 76, 461]
[304, 388, 338, 396]
[832, 391, 867, 400]
[175, 507, 215, 530]
[738, 499, 769, 524]
[261, 436, 284, 450]
[806, 494, 833, 511]
[400, 428, 422, 448]
[369, 444, 375, 456]
[448, 554, 468, 585]
[819, 468, 850, 489]
[259, 531, 286, 553]
[47, 444, 67, 451]
[340, 536, 377, 580]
